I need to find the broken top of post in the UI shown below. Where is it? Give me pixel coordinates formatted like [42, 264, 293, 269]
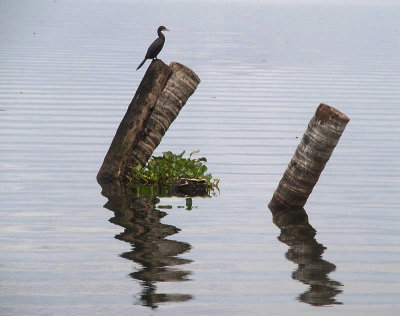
[269, 103, 350, 212]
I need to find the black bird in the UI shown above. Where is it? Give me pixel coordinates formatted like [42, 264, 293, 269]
[136, 26, 169, 70]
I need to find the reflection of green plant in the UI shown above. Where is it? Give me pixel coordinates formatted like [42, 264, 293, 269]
[127, 150, 219, 188]
[161, 198, 194, 211]
[130, 184, 172, 197]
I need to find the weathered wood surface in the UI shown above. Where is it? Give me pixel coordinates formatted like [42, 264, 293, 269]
[129, 62, 201, 167]
[97, 60, 200, 182]
[269, 103, 350, 212]
[97, 60, 172, 181]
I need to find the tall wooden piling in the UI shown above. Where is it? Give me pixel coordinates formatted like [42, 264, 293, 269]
[129, 62, 201, 167]
[269, 104, 350, 212]
[97, 60, 200, 182]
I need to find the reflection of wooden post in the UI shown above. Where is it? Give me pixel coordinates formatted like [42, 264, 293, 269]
[99, 182, 193, 308]
[271, 207, 343, 306]
[269, 104, 350, 211]
[97, 60, 200, 182]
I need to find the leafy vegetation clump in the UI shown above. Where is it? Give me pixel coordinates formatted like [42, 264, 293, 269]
[128, 150, 219, 189]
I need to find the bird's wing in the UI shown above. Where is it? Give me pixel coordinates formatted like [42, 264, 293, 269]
[145, 38, 164, 59]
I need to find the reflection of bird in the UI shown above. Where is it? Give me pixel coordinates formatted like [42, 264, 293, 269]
[137, 26, 169, 70]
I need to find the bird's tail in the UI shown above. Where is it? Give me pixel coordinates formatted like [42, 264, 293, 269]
[136, 59, 146, 70]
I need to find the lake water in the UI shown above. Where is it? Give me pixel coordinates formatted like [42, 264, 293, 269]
[1, 0, 399, 315]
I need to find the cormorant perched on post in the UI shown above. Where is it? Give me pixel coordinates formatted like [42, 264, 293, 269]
[136, 26, 169, 70]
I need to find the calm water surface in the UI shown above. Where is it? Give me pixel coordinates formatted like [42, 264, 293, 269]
[1, 0, 399, 315]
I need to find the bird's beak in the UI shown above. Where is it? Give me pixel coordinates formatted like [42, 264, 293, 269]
[165, 28, 170, 31]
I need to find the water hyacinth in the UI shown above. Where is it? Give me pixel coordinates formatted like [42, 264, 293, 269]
[127, 150, 219, 189]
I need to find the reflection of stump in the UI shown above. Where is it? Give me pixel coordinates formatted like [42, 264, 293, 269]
[272, 208, 342, 306]
[269, 104, 349, 211]
[100, 182, 193, 309]
[97, 60, 200, 182]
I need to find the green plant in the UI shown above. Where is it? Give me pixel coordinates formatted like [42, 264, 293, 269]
[127, 150, 219, 189]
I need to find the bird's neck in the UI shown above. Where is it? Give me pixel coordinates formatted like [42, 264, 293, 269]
[157, 30, 165, 39]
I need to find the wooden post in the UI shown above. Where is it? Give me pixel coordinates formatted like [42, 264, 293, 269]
[269, 104, 350, 212]
[129, 62, 201, 167]
[97, 60, 172, 181]
[97, 60, 200, 182]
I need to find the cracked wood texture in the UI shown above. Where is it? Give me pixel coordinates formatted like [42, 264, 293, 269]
[97, 60, 200, 182]
[268, 103, 350, 212]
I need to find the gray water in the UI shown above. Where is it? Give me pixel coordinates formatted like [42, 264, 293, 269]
[1, 0, 399, 315]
